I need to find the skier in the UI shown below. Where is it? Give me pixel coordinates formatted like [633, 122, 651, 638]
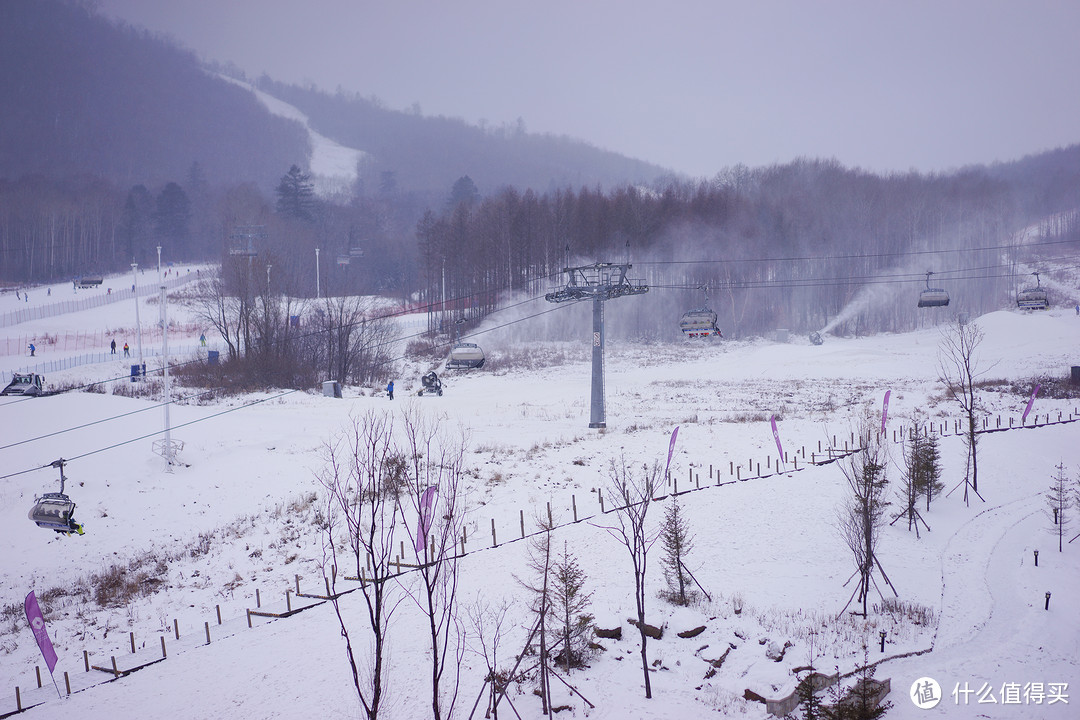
[387, 380, 394, 400]
[200, 333, 207, 347]
[123, 342, 130, 357]
[28, 342, 35, 357]
[110, 339, 116, 354]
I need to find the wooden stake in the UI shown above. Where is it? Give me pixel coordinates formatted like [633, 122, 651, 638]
[64, 672, 70, 695]
[256, 588, 261, 608]
[173, 618, 179, 640]
[286, 589, 292, 612]
[84, 650, 89, 672]
[36, 666, 41, 688]
[247, 609, 252, 628]
[130, 631, 135, 653]
[161, 635, 167, 658]
[572, 494, 577, 521]
[216, 604, 222, 624]
[520, 509, 525, 538]
[111, 656, 119, 677]
[491, 518, 497, 547]
[204, 621, 211, 644]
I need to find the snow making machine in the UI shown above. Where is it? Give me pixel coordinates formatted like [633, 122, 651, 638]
[418, 371, 443, 397]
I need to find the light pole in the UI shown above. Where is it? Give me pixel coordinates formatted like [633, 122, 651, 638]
[266, 264, 273, 293]
[131, 262, 144, 375]
[315, 248, 320, 299]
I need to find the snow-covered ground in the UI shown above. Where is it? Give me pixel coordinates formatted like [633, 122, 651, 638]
[1, 272, 1078, 719]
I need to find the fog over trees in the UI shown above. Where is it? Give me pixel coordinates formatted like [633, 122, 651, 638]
[2, 1, 1079, 346]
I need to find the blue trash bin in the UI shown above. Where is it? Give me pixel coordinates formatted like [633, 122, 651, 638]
[207, 350, 219, 366]
[130, 364, 145, 381]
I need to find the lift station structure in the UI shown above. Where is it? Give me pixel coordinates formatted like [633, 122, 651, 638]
[546, 262, 648, 428]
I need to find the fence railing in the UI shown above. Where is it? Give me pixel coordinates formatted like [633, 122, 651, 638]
[0, 271, 200, 329]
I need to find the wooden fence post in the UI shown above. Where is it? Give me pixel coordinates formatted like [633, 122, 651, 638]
[204, 621, 211, 644]
[572, 494, 577, 521]
[129, 631, 135, 653]
[173, 618, 179, 640]
[491, 518, 497, 547]
[520, 509, 525, 538]
[161, 635, 167, 658]
[216, 605, 222, 625]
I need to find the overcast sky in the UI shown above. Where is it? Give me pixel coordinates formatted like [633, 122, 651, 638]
[97, 0, 1080, 178]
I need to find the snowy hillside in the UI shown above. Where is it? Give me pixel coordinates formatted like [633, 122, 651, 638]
[217, 75, 364, 197]
[1, 272, 1078, 719]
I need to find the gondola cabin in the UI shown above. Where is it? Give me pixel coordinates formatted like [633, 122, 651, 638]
[917, 289, 950, 308]
[1016, 288, 1049, 310]
[446, 342, 485, 370]
[679, 308, 722, 338]
[29, 493, 79, 533]
[917, 272, 950, 308]
[1017, 273, 1049, 310]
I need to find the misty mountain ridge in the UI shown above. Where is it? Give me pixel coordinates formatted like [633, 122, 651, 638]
[0, 0, 669, 198]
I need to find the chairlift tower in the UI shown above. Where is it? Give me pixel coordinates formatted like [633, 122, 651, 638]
[546, 262, 648, 428]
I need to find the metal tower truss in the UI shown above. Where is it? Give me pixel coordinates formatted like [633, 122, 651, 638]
[546, 263, 648, 428]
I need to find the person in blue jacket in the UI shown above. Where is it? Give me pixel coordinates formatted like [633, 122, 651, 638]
[387, 380, 394, 400]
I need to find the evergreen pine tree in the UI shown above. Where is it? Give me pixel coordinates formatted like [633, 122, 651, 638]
[660, 495, 695, 605]
[275, 164, 316, 220]
[550, 541, 594, 673]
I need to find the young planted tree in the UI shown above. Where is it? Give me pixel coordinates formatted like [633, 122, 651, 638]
[604, 458, 662, 699]
[1046, 462, 1073, 552]
[838, 425, 896, 617]
[891, 419, 940, 537]
[551, 540, 594, 673]
[659, 495, 696, 605]
[938, 320, 993, 504]
[466, 598, 514, 720]
[397, 408, 469, 720]
[516, 511, 555, 714]
[318, 411, 404, 720]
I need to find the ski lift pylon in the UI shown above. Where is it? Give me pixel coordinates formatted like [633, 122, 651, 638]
[917, 271, 950, 308]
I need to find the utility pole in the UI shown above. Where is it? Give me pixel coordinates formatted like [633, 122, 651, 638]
[131, 262, 144, 376]
[546, 262, 648, 428]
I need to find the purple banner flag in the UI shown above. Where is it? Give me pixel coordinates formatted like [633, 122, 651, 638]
[665, 426, 680, 477]
[770, 415, 784, 462]
[24, 591, 58, 674]
[881, 390, 891, 435]
[415, 486, 438, 553]
[1022, 384, 1041, 423]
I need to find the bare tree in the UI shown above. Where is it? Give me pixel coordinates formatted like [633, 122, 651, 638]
[318, 411, 405, 720]
[397, 407, 468, 720]
[938, 320, 992, 504]
[1046, 462, 1073, 552]
[465, 597, 515, 720]
[837, 424, 896, 617]
[603, 458, 662, 699]
[308, 295, 396, 386]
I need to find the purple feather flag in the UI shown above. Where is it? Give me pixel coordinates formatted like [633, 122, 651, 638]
[25, 591, 58, 674]
[881, 390, 891, 435]
[665, 426, 679, 477]
[415, 486, 438, 553]
[1022, 384, 1041, 423]
[770, 415, 784, 462]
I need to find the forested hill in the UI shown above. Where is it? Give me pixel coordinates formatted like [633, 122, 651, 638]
[251, 77, 670, 197]
[0, 0, 310, 190]
[0, 0, 669, 195]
